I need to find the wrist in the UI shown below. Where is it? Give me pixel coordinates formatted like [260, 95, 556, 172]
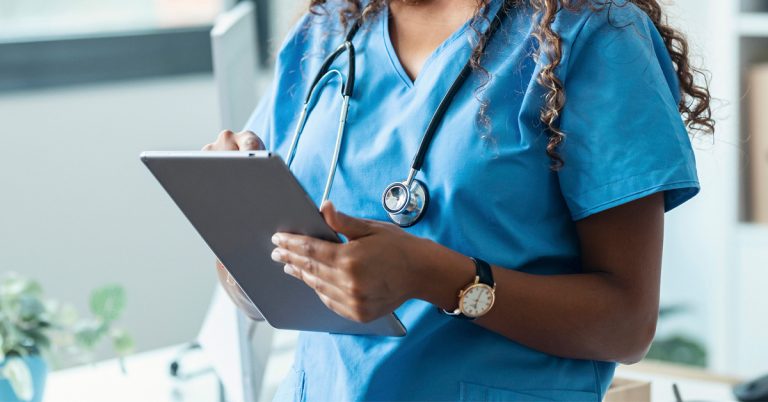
[407, 238, 475, 311]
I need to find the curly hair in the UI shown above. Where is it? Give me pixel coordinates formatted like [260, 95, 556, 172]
[306, 0, 715, 170]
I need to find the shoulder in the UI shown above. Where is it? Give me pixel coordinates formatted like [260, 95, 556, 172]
[552, 1, 651, 32]
[552, 1, 657, 51]
[552, 1, 678, 91]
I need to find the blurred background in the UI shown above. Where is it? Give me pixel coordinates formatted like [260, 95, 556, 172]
[0, 0, 766, 401]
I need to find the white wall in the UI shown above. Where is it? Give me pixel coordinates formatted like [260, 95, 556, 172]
[0, 75, 222, 364]
[658, 0, 768, 377]
[0, 0, 305, 368]
[654, 0, 734, 359]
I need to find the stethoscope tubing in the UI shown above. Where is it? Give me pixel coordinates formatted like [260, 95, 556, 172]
[407, 6, 507, 183]
[286, 22, 361, 205]
[287, 2, 509, 224]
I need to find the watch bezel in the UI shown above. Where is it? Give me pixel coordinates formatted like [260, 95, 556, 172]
[459, 282, 496, 318]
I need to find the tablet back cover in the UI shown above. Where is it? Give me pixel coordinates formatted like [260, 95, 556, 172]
[141, 151, 405, 336]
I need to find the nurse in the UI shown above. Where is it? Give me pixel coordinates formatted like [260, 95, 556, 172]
[205, 0, 713, 400]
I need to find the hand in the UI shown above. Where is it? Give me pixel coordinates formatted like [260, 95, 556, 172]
[204, 129, 265, 320]
[202, 129, 265, 151]
[215, 260, 264, 321]
[270, 202, 431, 323]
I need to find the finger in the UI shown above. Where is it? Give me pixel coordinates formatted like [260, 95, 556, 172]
[283, 263, 349, 304]
[202, 143, 214, 151]
[271, 247, 341, 285]
[214, 130, 239, 150]
[283, 264, 370, 323]
[215, 260, 241, 288]
[234, 131, 265, 151]
[272, 233, 340, 266]
[316, 290, 362, 322]
[320, 201, 372, 240]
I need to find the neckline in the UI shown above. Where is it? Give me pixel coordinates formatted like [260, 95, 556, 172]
[380, 5, 476, 89]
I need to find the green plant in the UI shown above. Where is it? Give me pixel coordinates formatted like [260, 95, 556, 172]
[0, 272, 133, 400]
[647, 305, 707, 367]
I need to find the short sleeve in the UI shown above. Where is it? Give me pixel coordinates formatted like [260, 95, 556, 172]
[556, 5, 700, 221]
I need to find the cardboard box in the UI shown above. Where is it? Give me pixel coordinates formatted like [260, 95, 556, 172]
[604, 377, 651, 402]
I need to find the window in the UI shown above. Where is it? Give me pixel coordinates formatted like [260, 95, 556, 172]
[0, 0, 225, 41]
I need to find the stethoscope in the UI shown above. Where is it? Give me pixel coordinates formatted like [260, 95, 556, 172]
[285, 3, 508, 227]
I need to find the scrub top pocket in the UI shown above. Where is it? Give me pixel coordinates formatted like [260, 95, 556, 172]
[459, 381, 599, 402]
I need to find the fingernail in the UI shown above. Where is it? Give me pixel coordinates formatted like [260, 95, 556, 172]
[283, 264, 295, 275]
[271, 234, 282, 246]
[271, 248, 283, 262]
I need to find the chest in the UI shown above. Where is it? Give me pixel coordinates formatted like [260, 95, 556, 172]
[387, 1, 476, 81]
[280, 41, 558, 232]
[264, 6, 581, 266]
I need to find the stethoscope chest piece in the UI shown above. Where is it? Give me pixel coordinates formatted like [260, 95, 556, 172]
[382, 179, 429, 227]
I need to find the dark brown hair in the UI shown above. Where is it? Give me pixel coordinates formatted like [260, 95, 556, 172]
[307, 0, 715, 169]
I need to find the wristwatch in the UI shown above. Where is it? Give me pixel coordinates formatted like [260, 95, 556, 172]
[441, 257, 496, 320]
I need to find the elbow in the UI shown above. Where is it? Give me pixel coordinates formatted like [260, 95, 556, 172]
[613, 310, 658, 365]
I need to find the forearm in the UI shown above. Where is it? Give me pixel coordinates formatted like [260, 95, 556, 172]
[410, 239, 658, 364]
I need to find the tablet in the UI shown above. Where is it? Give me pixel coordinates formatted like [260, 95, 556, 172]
[141, 151, 406, 337]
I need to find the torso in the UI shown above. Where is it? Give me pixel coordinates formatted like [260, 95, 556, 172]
[259, 4, 607, 397]
[245, 0, 690, 400]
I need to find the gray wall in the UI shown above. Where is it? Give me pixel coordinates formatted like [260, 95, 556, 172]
[0, 75, 221, 363]
[0, 0, 306, 366]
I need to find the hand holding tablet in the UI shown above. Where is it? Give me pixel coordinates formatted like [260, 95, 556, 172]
[141, 148, 406, 336]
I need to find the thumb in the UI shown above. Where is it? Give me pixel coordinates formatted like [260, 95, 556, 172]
[320, 201, 371, 239]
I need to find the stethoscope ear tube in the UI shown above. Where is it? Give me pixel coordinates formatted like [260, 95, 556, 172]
[343, 42, 355, 97]
[287, 21, 359, 194]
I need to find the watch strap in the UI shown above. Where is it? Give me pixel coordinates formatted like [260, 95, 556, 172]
[439, 257, 495, 320]
[472, 257, 494, 287]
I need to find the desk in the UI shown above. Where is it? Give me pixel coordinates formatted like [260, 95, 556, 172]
[45, 336, 739, 402]
[616, 361, 740, 401]
[44, 331, 299, 402]
[44, 346, 220, 402]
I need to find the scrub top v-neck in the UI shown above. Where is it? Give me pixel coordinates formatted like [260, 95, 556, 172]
[381, 5, 474, 88]
[244, 1, 700, 401]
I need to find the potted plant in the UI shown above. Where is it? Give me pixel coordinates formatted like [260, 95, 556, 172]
[0, 272, 133, 402]
[646, 304, 707, 367]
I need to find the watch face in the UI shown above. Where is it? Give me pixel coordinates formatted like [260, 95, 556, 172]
[460, 284, 495, 318]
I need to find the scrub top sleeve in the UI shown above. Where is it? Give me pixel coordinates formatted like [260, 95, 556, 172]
[556, 6, 700, 221]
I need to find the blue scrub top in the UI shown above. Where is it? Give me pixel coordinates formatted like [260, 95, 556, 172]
[246, 1, 699, 401]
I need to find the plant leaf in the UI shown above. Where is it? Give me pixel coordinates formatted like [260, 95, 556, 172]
[53, 303, 79, 328]
[1, 274, 42, 299]
[18, 295, 45, 323]
[110, 329, 134, 356]
[658, 304, 690, 318]
[1, 356, 34, 401]
[73, 321, 107, 349]
[89, 285, 125, 322]
[647, 334, 707, 367]
[20, 329, 49, 352]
